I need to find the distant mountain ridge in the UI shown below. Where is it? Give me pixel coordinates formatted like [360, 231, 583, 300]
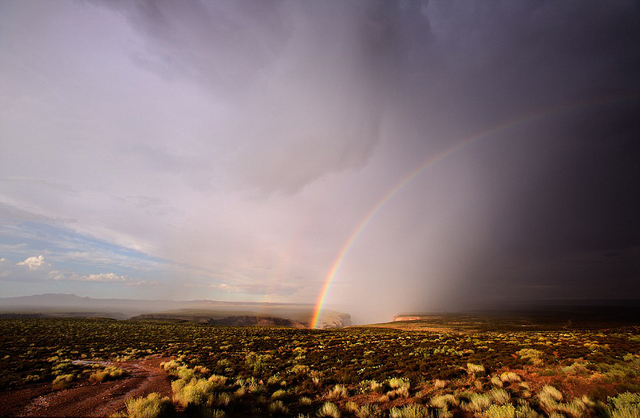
[0, 293, 351, 328]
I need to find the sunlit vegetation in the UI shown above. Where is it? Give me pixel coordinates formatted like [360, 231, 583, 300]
[90, 365, 126, 383]
[118, 393, 175, 418]
[51, 373, 75, 389]
[1, 318, 640, 417]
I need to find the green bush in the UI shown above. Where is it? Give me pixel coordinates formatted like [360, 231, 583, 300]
[90, 366, 125, 383]
[389, 404, 431, 418]
[269, 400, 289, 414]
[516, 349, 544, 366]
[486, 404, 516, 418]
[124, 393, 174, 418]
[52, 373, 75, 389]
[172, 378, 216, 407]
[607, 392, 640, 418]
[207, 374, 227, 388]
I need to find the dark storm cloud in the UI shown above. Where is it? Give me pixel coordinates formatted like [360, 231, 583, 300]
[437, 1, 640, 303]
[92, 0, 405, 193]
[354, 0, 640, 306]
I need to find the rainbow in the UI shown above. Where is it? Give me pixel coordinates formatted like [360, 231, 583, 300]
[310, 93, 638, 329]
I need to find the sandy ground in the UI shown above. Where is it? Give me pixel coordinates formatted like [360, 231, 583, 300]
[0, 356, 172, 417]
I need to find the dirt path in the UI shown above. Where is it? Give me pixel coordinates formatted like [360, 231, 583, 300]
[1, 356, 172, 417]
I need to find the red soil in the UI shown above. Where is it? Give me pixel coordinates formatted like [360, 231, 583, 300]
[0, 356, 172, 417]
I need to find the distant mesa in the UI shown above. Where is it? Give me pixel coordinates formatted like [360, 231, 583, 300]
[393, 315, 429, 322]
[0, 293, 351, 329]
[384, 304, 640, 332]
[130, 313, 309, 328]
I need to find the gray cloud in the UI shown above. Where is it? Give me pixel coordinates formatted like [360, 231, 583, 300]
[90, 0, 399, 193]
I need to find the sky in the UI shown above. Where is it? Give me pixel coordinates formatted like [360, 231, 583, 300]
[1, 0, 639, 324]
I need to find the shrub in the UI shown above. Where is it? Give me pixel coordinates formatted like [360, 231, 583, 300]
[271, 389, 287, 400]
[203, 409, 225, 418]
[345, 402, 359, 413]
[486, 404, 516, 418]
[556, 398, 588, 418]
[269, 400, 289, 414]
[431, 394, 459, 409]
[216, 359, 231, 368]
[516, 349, 544, 366]
[356, 404, 382, 418]
[52, 373, 75, 389]
[176, 367, 195, 382]
[389, 404, 431, 418]
[467, 363, 486, 375]
[326, 384, 348, 400]
[91, 371, 109, 383]
[194, 365, 210, 376]
[360, 380, 383, 394]
[207, 374, 227, 387]
[388, 377, 410, 389]
[317, 402, 340, 418]
[561, 362, 589, 376]
[500, 372, 521, 383]
[299, 396, 313, 406]
[234, 387, 245, 398]
[90, 366, 125, 383]
[491, 376, 503, 387]
[172, 378, 216, 407]
[124, 393, 174, 418]
[433, 379, 447, 389]
[467, 393, 492, 412]
[607, 392, 640, 418]
[489, 388, 511, 405]
[515, 405, 540, 418]
[388, 385, 410, 399]
[267, 375, 280, 385]
[608, 392, 640, 410]
[538, 385, 563, 410]
[160, 360, 181, 373]
[291, 364, 310, 375]
[214, 392, 232, 407]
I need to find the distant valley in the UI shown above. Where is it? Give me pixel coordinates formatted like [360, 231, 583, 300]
[0, 293, 351, 329]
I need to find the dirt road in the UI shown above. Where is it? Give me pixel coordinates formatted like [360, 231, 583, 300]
[1, 357, 172, 417]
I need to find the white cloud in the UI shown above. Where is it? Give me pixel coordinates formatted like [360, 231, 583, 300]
[1, 255, 148, 289]
[46, 270, 138, 284]
[67, 272, 128, 283]
[0, 258, 7, 278]
[17, 255, 46, 270]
